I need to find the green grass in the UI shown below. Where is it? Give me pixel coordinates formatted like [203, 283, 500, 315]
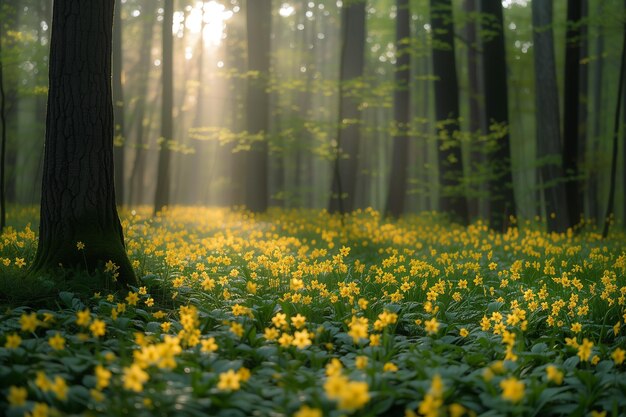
[0, 206, 625, 416]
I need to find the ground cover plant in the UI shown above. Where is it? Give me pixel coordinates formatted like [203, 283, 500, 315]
[0, 206, 625, 416]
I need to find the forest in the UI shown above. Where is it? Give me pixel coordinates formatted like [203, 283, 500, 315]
[0, 0, 625, 416]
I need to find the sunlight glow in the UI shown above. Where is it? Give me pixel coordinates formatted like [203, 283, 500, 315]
[173, 1, 234, 47]
[279, 3, 295, 17]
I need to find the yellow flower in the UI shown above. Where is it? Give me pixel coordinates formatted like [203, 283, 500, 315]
[15, 258, 26, 268]
[591, 411, 607, 417]
[292, 329, 312, 349]
[424, 317, 439, 335]
[546, 365, 563, 385]
[76, 241, 85, 250]
[201, 337, 218, 353]
[217, 369, 241, 391]
[90, 319, 106, 337]
[326, 358, 343, 376]
[122, 364, 149, 392]
[278, 333, 294, 348]
[500, 377, 524, 403]
[4, 333, 21, 349]
[570, 322, 582, 333]
[48, 332, 65, 351]
[449, 403, 466, 417]
[459, 328, 469, 337]
[577, 338, 594, 362]
[20, 312, 38, 332]
[294, 405, 323, 417]
[76, 309, 91, 326]
[264, 327, 279, 341]
[7, 386, 27, 406]
[291, 314, 306, 329]
[369, 334, 381, 346]
[383, 362, 398, 372]
[612, 348, 625, 365]
[95, 365, 112, 390]
[125, 291, 139, 306]
[272, 312, 288, 329]
[230, 322, 244, 338]
[35, 371, 52, 391]
[51, 376, 68, 401]
[28, 402, 49, 417]
[337, 380, 370, 411]
[355, 355, 368, 370]
[90, 388, 105, 402]
[161, 322, 171, 332]
[237, 367, 251, 382]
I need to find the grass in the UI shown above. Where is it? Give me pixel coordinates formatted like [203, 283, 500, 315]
[0, 205, 625, 416]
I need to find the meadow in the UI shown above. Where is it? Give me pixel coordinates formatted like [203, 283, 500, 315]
[0, 206, 625, 416]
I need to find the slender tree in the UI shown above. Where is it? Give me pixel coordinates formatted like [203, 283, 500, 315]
[244, 0, 271, 212]
[154, 0, 174, 215]
[532, 0, 570, 233]
[329, 0, 366, 214]
[31, 0, 136, 285]
[429, 0, 468, 224]
[563, 0, 583, 228]
[385, 0, 411, 218]
[0, 19, 6, 231]
[112, 0, 125, 205]
[479, 0, 516, 230]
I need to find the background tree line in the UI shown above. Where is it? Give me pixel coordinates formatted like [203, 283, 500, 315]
[1, 0, 625, 233]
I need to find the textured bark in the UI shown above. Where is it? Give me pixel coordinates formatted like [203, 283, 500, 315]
[329, 0, 366, 214]
[112, 0, 125, 205]
[385, 0, 411, 218]
[154, 0, 174, 215]
[31, 0, 136, 285]
[479, 0, 516, 230]
[532, 0, 570, 233]
[0, 23, 6, 231]
[429, 0, 468, 224]
[244, 0, 271, 212]
[589, 3, 604, 221]
[563, 0, 583, 227]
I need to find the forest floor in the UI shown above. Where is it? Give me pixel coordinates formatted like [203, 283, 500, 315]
[0, 206, 625, 416]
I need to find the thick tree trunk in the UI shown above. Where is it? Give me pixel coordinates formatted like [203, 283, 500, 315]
[112, 0, 125, 205]
[385, 0, 411, 218]
[532, 0, 570, 233]
[589, 3, 604, 222]
[563, 0, 583, 228]
[429, 0, 468, 224]
[0, 23, 6, 231]
[244, 0, 271, 213]
[154, 0, 174, 215]
[479, 0, 516, 230]
[329, 0, 366, 214]
[31, 0, 136, 285]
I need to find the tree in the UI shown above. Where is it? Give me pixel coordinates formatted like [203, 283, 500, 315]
[385, 0, 411, 218]
[244, 0, 271, 212]
[563, 0, 583, 228]
[532, 0, 570, 233]
[154, 0, 174, 215]
[329, 0, 366, 214]
[0, 17, 6, 231]
[429, 0, 468, 224]
[31, 0, 136, 285]
[112, 0, 125, 205]
[479, 0, 516, 230]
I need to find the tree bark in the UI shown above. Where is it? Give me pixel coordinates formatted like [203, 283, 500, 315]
[329, 0, 366, 214]
[31, 0, 136, 285]
[532, 0, 570, 233]
[385, 0, 411, 218]
[429, 0, 468, 224]
[244, 0, 271, 212]
[479, 0, 516, 230]
[563, 0, 583, 228]
[154, 0, 174, 215]
[0, 22, 6, 231]
[112, 0, 125, 205]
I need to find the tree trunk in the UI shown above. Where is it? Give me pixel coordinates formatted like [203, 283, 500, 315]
[385, 0, 411, 218]
[244, 0, 271, 212]
[532, 0, 570, 233]
[329, 0, 366, 214]
[154, 0, 174, 215]
[589, 3, 604, 222]
[479, 0, 516, 230]
[31, 0, 136, 285]
[429, 0, 468, 224]
[112, 0, 125, 205]
[563, 0, 583, 228]
[0, 23, 6, 231]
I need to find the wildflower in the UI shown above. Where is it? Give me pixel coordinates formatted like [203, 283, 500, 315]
[201, 337, 218, 353]
[4, 333, 21, 349]
[369, 334, 381, 346]
[546, 365, 563, 385]
[90, 388, 105, 402]
[570, 322, 582, 333]
[577, 338, 594, 362]
[35, 371, 52, 391]
[7, 386, 27, 406]
[460, 328, 469, 338]
[264, 327, 279, 341]
[278, 333, 294, 348]
[358, 298, 369, 310]
[48, 332, 66, 351]
[122, 364, 149, 392]
[51, 376, 68, 400]
[424, 317, 439, 335]
[20, 312, 38, 332]
[15, 258, 26, 268]
[237, 367, 251, 382]
[355, 355, 368, 370]
[383, 362, 398, 372]
[500, 377, 524, 403]
[94, 365, 112, 390]
[76, 241, 85, 250]
[230, 322, 244, 338]
[125, 291, 139, 306]
[217, 369, 241, 391]
[326, 358, 343, 376]
[291, 313, 306, 329]
[612, 348, 625, 365]
[348, 316, 369, 343]
[294, 405, 323, 417]
[161, 322, 171, 332]
[28, 403, 49, 417]
[292, 329, 312, 349]
[272, 312, 288, 329]
[90, 319, 106, 337]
